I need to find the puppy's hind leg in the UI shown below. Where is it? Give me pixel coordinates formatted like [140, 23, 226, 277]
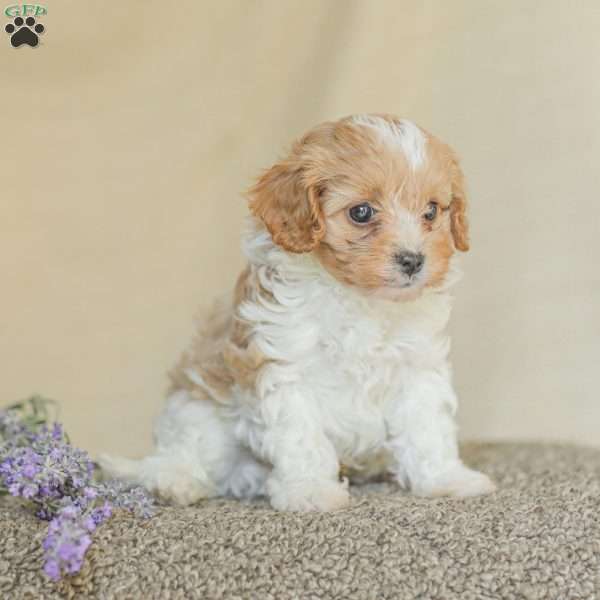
[99, 390, 236, 506]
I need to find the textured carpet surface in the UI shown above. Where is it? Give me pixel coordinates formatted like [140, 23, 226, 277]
[1, 443, 600, 599]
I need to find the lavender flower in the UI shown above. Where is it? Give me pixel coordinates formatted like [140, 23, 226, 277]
[0, 421, 95, 519]
[98, 479, 155, 519]
[0, 397, 155, 581]
[42, 505, 93, 580]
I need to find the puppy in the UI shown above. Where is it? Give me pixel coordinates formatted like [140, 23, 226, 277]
[100, 114, 495, 511]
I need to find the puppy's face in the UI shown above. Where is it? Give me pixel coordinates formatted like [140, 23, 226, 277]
[248, 114, 469, 301]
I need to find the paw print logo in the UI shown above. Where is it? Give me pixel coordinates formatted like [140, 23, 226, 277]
[5, 16, 45, 47]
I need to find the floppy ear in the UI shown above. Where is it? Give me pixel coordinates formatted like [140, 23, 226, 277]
[449, 158, 470, 252]
[247, 159, 325, 253]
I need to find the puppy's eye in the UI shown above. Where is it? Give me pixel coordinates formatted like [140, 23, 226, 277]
[423, 201, 438, 222]
[349, 203, 375, 224]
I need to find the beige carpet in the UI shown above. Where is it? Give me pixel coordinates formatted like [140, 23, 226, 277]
[1, 443, 599, 599]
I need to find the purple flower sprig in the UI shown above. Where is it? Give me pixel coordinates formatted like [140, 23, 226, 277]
[0, 397, 155, 581]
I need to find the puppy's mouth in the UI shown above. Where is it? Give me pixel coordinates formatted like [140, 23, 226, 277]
[373, 275, 426, 302]
[384, 273, 425, 289]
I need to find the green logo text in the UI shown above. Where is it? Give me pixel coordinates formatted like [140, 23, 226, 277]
[4, 4, 47, 17]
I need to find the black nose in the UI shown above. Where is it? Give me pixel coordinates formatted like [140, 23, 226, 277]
[395, 251, 425, 276]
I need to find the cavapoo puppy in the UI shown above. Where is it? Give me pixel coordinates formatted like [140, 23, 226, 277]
[100, 114, 495, 511]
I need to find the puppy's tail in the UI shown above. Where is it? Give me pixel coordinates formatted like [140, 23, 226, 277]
[97, 452, 214, 506]
[98, 453, 144, 484]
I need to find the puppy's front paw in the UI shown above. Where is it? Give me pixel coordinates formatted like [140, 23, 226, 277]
[267, 477, 350, 512]
[414, 464, 496, 498]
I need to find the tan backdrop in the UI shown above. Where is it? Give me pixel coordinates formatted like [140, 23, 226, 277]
[1, 1, 599, 457]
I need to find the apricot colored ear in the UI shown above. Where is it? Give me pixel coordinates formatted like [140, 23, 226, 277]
[449, 159, 469, 252]
[248, 161, 325, 253]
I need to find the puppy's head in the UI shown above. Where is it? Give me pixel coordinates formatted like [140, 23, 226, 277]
[248, 114, 469, 301]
